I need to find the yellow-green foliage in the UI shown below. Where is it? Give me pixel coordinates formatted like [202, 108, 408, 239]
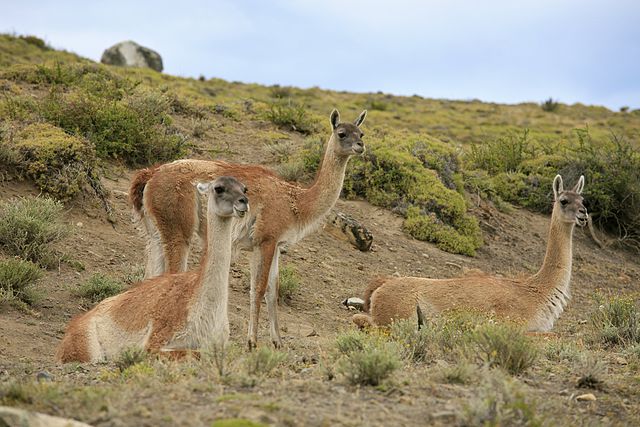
[343, 133, 482, 255]
[0, 197, 66, 267]
[0, 258, 43, 307]
[590, 293, 640, 347]
[5, 123, 97, 200]
[1, 61, 187, 166]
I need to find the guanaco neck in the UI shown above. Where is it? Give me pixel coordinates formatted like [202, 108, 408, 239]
[193, 205, 233, 324]
[298, 135, 350, 224]
[529, 208, 575, 297]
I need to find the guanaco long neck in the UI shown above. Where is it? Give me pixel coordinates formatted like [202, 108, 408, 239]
[530, 212, 575, 298]
[298, 136, 350, 224]
[191, 204, 233, 335]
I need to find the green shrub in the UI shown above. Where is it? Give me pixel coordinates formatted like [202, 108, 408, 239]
[278, 264, 300, 304]
[0, 258, 43, 307]
[2, 123, 99, 200]
[389, 319, 432, 363]
[466, 129, 640, 248]
[41, 86, 186, 165]
[335, 329, 369, 355]
[18, 35, 50, 50]
[264, 99, 317, 134]
[437, 360, 477, 384]
[541, 97, 559, 112]
[75, 273, 125, 303]
[335, 329, 401, 386]
[245, 347, 286, 377]
[566, 131, 640, 245]
[115, 347, 148, 372]
[342, 133, 482, 255]
[462, 369, 541, 426]
[471, 323, 538, 375]
[467, 129, 534, 175]
[0, 197, 66, 267]
[574, 354, 606, 389]
[590, 293, 640, 347]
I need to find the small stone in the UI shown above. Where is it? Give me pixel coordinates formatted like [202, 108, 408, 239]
[308, 247, 318, 253]
[35, 371, 53, 382]
[614, 356, 628, 365]
[576, 393, 597, 402]
[422, 253, 430, 259]
[76, 222, 83, 227]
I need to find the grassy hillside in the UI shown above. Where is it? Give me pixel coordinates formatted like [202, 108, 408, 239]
[1, 34, 640, 426]
[1, 34, 639, 253]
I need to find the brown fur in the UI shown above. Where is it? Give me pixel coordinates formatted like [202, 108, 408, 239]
[135, 110, 367, 348]
[362, 276, 389, 313]
[355, 175, 587, 332]
[57, 176, 247, 362]
[129, 165, 159, 215]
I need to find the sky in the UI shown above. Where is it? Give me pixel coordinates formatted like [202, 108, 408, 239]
[2, 0, 639, 110]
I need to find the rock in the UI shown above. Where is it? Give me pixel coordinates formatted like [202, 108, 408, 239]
[0, 406, 92, 427]
[325, 211, 373, 251]
[101, 40, 163, 72]
[576, 393, 597, 402]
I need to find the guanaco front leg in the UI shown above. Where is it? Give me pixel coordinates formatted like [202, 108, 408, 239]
[247, 240, 277, 349]
[265, 247, 282, 348]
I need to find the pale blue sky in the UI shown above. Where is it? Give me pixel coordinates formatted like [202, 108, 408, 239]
[2, 0, 639, 110]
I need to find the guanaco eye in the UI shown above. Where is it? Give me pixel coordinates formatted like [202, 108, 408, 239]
[243, 187, 248, 194]
[560, 199, 568, 206]
[338, 131, 347, 138]
[360, 132, 364, 138]
[214, 186, 225, 194]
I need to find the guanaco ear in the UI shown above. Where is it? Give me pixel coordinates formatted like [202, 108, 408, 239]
[196, 182, 211, 195]
[573, 175, 585, 194]
[354, 110, 367, 127]
[330, 109, 340, 129]
[552, 174, 564, 200]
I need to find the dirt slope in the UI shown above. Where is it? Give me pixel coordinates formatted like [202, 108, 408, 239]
[1, 147, 639, 426]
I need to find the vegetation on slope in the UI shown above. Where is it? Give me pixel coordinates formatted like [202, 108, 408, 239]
[1, 34, 639, 253]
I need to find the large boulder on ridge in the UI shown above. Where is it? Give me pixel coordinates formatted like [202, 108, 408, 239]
[100, 40, 163, 72]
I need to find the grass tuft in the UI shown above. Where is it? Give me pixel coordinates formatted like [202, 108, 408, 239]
[0, 258, 42, 308]
[0, 197, 66, 267]
[471, 322, 538, 375]
[278, 264, 300, 304]
[590, 293, 640, 347]
[335, 329, 401, 386]
[75, 273, 125, 304]
[245, 347, 287, 377]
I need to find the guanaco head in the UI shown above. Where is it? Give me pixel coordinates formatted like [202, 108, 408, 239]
[329, 109, 367, 156]
[552, 174, 587, 227]
[197, 176, 249, 218]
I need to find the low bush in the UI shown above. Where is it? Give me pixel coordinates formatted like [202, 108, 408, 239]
[541, 97, 559, 112]
[335, 329, 401, 386]
[590, 293, 639, 347]
[278, 264, 300, 304]
[1, 123, 99, 200]
[341, 133, 482, 256]
[0, 258, 42, 307]
[245, 347, 287, 377]
[115, 347, 147, 372]
[471, 322, 538, 375]
[75, 273, 125, 304]
[264, 99, 318, 134]
[0, 197, 66, 267]
[462, 368, 541, 426]
[465, 129, 640, 249]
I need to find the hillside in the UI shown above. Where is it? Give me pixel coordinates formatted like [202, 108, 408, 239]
[1, 35, 639, 426]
